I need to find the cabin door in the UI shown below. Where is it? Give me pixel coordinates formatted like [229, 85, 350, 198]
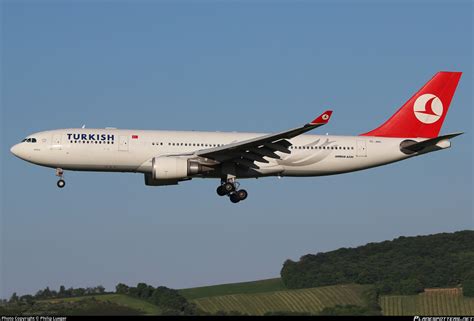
[51, 134, 62, 150]
[356, 140, 367, 157]
[119, 136, 129, 151]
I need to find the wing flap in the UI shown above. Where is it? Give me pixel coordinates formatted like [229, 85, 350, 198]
[242, 152, 270, 164]
[235, 158, 260, 169]
[248, 147, 281, 159]
[263, 142, 290, 154]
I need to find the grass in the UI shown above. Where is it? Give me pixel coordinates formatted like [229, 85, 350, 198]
[179, 278, 286, 300]
[380, 292, 474, 316]
[43, 294, 161, 315]
[191, 284, 368, 315]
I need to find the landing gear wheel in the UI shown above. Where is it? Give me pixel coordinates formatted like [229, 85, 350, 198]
[236, 189, 248, 201]
[57, 179, 66, 188]
[223, 182, 235, 193]
[230, 193, 240, 203]
[216, 185, 227, 196]
[55, 168, 65, 188]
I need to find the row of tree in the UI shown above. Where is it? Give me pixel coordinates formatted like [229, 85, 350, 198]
[281, 230, 474, 295]
[115, 282, 196, 315]
[8, 285, 106, 304]
[4, 282, 197, 315]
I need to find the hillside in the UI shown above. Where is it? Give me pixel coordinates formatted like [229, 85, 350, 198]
[43, 294, 161, 315]
[179, 278, 285, 300]
[191, 284, 370, 315]
[14, 283, 473, 316]
[281, 230, 474, 294]
[1, 295, 156, 316]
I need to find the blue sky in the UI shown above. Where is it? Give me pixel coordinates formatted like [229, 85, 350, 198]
[1, 1, 472, 298]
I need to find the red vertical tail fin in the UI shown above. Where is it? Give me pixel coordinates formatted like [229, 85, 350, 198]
[361, 71, 462, 138]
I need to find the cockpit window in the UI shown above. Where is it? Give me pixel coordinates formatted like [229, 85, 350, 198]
[22, 138, 37, 143]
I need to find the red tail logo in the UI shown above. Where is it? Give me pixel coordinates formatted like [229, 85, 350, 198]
[361, 72, 462, 138]
[413, 94, 443, 124]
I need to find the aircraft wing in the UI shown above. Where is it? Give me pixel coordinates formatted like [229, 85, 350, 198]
[194, 110, 333, 169]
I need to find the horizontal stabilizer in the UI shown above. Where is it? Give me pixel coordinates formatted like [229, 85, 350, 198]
[400, 132, 463, 154]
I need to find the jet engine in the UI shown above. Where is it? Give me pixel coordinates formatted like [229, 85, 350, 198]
[152, 156, 203, 180]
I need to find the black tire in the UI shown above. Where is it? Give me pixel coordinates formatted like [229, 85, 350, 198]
[216, 185, 227, 196]
[237, 189, 248, 201]
[230, 193, 240, 203]
[223, 182, 235, 193]
[57, 179, 66, 188]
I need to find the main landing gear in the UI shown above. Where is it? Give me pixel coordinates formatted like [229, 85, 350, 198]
[56, 168, 66, 188]
[216, 178, 248, 203]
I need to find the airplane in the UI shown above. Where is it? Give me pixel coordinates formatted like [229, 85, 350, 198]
[10, 71, 462, 203]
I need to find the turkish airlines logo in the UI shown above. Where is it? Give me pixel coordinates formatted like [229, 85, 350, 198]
[413, 94, 443, 124]
[322, 114, 329, 120]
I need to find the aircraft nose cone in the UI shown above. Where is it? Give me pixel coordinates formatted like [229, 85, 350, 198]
[10, 143, 27, 160]
[10, 144, 19, 156]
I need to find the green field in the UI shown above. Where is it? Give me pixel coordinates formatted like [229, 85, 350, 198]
[43, 294, 161, 315]
[381, 292, 474, 316]
[179, 278, 286, 300]
[191, 284, 368, 315]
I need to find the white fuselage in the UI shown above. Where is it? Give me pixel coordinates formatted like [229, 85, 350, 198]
[11, 128, 418, 179]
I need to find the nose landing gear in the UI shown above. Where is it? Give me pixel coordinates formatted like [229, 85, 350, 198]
[56, 168, 66, 188]
[216, 178, 248, 203]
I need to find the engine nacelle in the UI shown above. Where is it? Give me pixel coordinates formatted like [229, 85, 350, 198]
[152, 156, 202, 180]
[144, 173, 180, 186]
